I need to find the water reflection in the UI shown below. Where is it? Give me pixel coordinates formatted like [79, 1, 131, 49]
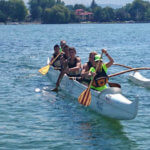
[77, 115, 137, 150]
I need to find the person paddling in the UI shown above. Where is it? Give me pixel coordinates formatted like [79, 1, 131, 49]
[50, 44, 62, 69]
[60, 45, 70, 69]
[87, 49, 114, 91]
[81, 51, 97, 83]
[51, 45, 70, 92]
[66, 47, 81, 77]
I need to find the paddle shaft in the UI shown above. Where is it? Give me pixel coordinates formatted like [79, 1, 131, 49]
[113, 63, 132, 69]
[39, 51, 63, 75]
[109, 67, 150, 78]
[88, 53, 104, 86]
[49, 52, 62, 66]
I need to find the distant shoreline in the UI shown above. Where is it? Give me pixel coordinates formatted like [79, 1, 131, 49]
[1, 21, 150, 25]
[0, 21, 41, 25]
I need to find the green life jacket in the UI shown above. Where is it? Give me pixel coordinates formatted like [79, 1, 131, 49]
[90, 64, 108, 91]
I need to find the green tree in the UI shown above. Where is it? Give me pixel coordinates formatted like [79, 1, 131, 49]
[0, 10, 7, 22]
[66, 5, 74, 11]
[0, 0, 11, 21]
[9, 0, 27, 21]
[93, 6, 103, 22]
[144, 8, 150, 21]
[29, 0, 55, 20]
[127, 0, 148, 21]
[90, 0, 97, 9]
[74, 4, 86, 10]
[102, 7, 115, 22]
[56, 0, 65, 5]
[42, 5, 70, 23]
[115, 8, 130, 21]
[70, 11, 78, 22]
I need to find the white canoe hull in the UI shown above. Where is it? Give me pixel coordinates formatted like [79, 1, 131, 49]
[129, 72, 150, 88]
[47, 67, 138, 120]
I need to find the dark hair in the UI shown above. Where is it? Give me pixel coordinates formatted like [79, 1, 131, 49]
[54, 44, 59, 49]
[69, 47, 76, 53]
[60, 40, 66, 45]
[64, 45, 69, 50]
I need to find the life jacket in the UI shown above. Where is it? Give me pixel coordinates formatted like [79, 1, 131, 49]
[52, 53, 61, 68]
[90, 64, 108, 91]
[67, 56, 81, 77]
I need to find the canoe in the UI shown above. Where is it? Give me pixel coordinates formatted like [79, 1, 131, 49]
[129, 71, 150, 88]
[46, 66, 138, 120]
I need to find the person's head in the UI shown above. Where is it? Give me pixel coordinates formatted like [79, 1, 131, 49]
[64, 45, 70, 57]
[69, 47, 76, 58]
[89, 51, 97, 63]
[60, 40, 66, 49]
[94, 54, 103, 67]
[54, 44, 60, 54]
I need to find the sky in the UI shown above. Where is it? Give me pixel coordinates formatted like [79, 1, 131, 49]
[23, 0, 150, 6]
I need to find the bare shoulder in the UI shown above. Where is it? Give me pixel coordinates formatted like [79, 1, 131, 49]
[82, 62, 89, 70]
[76, 56, 81, 62]
[83, 62, 88, 68]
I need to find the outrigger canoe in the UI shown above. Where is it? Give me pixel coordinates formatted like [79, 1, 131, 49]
[47, 65, 138, 120]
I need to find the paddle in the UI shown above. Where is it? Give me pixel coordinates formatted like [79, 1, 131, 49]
[109, 67, 150, 78]
[113, 63, 132, 69]
[78, 53, 103, 106]
[39, 51, 62, 75]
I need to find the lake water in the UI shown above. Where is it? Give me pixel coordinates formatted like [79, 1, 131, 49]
[0, 23, 150, 150]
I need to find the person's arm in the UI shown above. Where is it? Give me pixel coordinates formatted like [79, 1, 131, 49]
[86, 67, 96, 78]
[51, 62, 67, 92]
[81, 63, 89, 78]
[102, 49, 114, 68]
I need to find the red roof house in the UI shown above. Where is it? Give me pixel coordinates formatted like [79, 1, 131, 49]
[75, 9, 94, 21]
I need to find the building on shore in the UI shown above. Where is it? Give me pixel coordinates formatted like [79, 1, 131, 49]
[75, 9, 94, 22]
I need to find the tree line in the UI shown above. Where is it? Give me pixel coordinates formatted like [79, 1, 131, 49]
[1, 0, 150, 23]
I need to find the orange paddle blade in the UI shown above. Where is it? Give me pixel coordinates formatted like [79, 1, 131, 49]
[78, 88, 91, 106]
[38, 65, 50, 75]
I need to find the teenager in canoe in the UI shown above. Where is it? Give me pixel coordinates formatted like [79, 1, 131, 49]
[51, 45, 70, 91]
[50, 44, 62, 69]
[86, 49, 114, 91]
[80, 51, 98, 83]
[65, 47, 81, 77]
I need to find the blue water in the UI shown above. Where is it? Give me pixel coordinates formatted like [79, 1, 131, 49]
[0, 23, 150, 150]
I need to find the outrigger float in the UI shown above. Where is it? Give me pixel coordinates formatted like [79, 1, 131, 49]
[129, 72, 150, 88]
[113, 64, 150, 88]
[47, 65, 139, 120]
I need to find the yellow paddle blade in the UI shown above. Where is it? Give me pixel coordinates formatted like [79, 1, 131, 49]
[78, 88, 91, 106]
[38, 65, 50, 75]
